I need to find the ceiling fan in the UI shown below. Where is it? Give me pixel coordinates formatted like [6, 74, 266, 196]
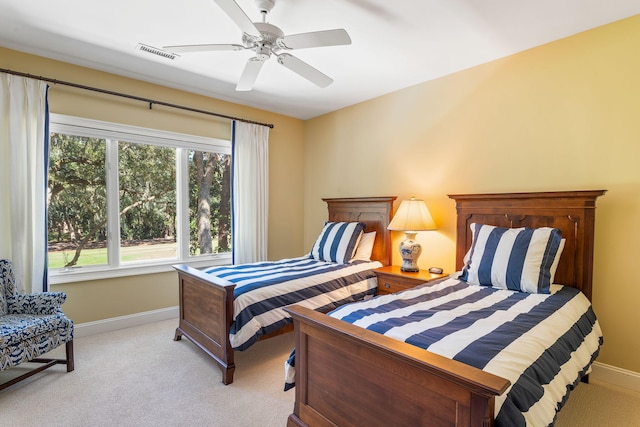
[164, 0, 352, 91]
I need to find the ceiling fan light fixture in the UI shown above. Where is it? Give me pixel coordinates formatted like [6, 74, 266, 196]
[255, 44, 271, 60]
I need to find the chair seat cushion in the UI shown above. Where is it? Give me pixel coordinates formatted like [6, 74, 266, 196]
[0, 313, 73, 347]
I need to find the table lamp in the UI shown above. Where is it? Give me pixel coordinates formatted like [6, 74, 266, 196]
[387, 197, 437, 272]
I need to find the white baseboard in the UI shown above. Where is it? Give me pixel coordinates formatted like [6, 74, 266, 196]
[74, 306, 179, 338]
[591, 361, 640, 394]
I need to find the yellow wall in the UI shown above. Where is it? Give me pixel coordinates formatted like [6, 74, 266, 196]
[303, 15, 640, 374]
[1, 47, 306, 324]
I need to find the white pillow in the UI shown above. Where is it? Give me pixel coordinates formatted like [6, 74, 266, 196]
[351, 231, 376, 261]
[459, 223, 564, 293]
[549, 238, 566, 284]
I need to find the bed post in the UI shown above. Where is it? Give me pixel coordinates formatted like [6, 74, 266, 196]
[173, 264, 236, 384]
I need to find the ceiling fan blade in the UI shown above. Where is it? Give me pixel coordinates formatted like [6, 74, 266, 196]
[163, 44, 245, 53]
[276, 53, 333, 88]
[277, 29, 352, 50]
[213, 0, 262, 38]
[236, 57, 266, 91]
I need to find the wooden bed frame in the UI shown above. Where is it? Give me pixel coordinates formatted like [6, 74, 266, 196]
[285, 190, 606, 427]
[172, 196, 396, 385]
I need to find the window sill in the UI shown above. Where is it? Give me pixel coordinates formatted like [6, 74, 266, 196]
[48, 254, 232, 284]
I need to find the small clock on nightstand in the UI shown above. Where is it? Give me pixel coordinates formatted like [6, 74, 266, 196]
[374, 265, 448, 295]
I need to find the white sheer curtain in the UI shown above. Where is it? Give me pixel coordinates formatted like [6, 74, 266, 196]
[232, 121, 269, 264]
[0, 73, 49, 293]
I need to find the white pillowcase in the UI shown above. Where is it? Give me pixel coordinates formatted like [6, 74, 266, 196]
[549, 238, 565, 284]
[351, 231, 376, 261]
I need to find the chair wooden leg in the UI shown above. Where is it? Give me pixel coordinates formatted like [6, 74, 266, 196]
[66, 340, 75, 372]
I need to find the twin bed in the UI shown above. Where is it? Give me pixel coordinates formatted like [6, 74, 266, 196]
[173, 189, 605, 426]
[284, 190, 605, 427]
[172, 196, 396, 384]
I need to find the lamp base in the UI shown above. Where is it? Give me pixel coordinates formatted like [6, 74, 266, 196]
[399, 232, 422, 273]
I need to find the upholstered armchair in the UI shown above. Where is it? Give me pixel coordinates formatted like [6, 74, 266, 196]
[0, 259, 74, 390]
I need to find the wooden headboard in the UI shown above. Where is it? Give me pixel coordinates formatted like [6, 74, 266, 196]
[448, 190, 606, 301]
[323, 196, 397, 266]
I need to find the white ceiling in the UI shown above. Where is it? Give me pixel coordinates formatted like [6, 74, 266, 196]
[1, 0, 639, 120]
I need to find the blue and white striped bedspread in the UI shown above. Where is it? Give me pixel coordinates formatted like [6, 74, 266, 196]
[204, 257, 381, 351]
[284, 276, 602, 426]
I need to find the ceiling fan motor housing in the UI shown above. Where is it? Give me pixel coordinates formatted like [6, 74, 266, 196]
[243, 22, 284, 57]
[255, 0, 275, 14]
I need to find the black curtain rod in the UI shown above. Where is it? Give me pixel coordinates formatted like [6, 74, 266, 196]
[1, 68, 274, 129]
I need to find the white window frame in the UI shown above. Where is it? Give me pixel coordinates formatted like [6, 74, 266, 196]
[48, 114, 232, 284]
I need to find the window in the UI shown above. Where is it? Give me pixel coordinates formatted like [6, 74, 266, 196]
[48, 114, 231, 283]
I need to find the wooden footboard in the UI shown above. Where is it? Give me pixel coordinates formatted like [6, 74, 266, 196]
[173, 264, 236, 385]
[284, 304, 510, 427]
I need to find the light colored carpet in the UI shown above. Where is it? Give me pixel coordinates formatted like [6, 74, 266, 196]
[556, 380, 640, 427]
[0, 319, 294, 427]
[1, 319, 639, 426]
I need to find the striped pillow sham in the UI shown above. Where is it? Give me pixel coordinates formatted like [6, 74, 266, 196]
[460, 223, 564, 294]
[310, 221, 366, 264]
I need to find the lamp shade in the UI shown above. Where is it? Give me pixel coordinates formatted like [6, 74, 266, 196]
[387, 197, 437, 232]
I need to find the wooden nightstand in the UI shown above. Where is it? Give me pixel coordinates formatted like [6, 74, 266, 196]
[374, 265, 448, 295]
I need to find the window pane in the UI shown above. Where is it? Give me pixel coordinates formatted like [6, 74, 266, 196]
[48, 115, 232, 278]
[188, 150, 232, 256]
[48, 133, 107, 269]
[118, 142, 177, 263]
